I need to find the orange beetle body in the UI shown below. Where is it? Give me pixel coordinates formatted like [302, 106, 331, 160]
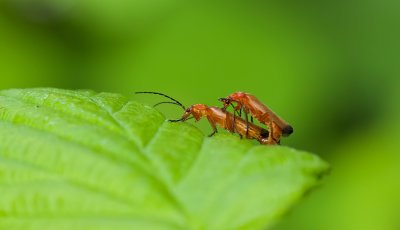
[219, 92, 293, 144]
[178, 104, 269, 144]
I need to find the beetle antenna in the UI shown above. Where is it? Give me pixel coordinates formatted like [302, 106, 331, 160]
[153, 101, 185, 111]
[135, 91, 186, 110]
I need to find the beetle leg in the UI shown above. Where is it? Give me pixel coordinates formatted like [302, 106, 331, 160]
[206, 117, 218, 137]
[267, 121, 275, 144]
[244, 110, 250, 138]
[208, 130, 217, 137]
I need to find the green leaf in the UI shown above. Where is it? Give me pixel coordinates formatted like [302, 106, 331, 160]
[0, 88, 329, 230]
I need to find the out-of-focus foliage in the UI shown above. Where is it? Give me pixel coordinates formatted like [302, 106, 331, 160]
[0, 0, 399, 229]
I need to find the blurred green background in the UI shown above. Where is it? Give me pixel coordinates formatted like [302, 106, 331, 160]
[1, 0, 399, 229]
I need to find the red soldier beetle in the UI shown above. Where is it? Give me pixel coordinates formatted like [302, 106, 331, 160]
[219, 92, 293, 144]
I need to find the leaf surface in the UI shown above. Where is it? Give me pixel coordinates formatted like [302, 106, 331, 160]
[0, 88, 328, 230]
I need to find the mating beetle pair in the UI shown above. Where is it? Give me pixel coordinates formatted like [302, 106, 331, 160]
[136, 92, 293, 145]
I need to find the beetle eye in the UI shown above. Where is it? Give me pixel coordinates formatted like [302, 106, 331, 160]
[219, 98, 230, 104]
